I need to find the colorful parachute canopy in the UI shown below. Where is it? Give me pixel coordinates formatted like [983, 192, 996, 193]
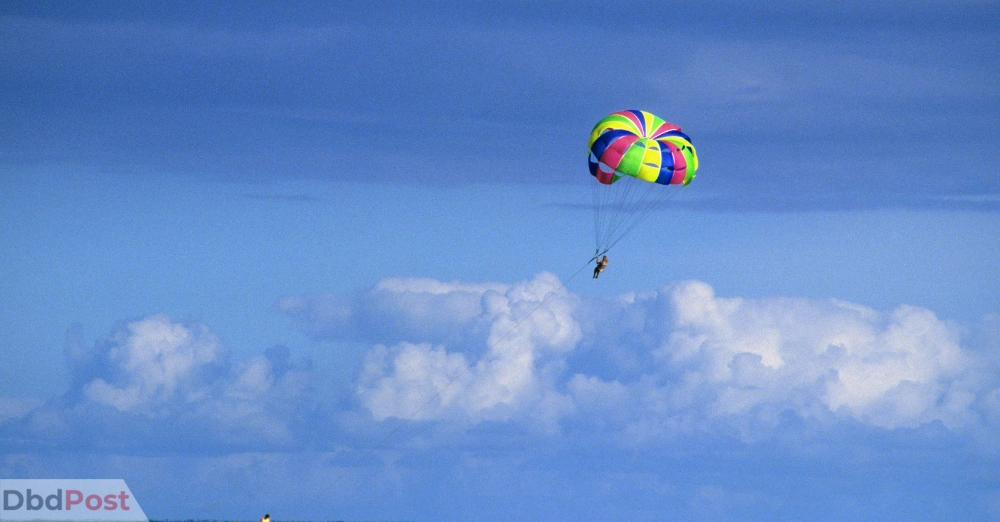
[587, 110, 698, 256]
[588, 110, 698, 186]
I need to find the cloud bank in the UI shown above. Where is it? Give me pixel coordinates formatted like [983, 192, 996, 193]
[3, 274, 999, 454]
[281, 274, 1000, 443]
[3, 275, 1000, 520]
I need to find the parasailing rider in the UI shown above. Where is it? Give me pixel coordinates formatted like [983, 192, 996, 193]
[593, 256, 608, 278]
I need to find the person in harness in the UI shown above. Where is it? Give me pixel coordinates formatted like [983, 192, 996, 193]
[593, 255, 608, 278]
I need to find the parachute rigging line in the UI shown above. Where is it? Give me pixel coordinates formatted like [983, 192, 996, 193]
[594, 180, 685, 255]
[591, 175, 684, 255]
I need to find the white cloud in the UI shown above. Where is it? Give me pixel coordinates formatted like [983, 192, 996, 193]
[278, 277, 508, 344]
[651, 281, 977, 430]
[51, 314, 311, 446]
[8, 275, 994, 454]
[354, 273, 579, 428]
[284, 275, 998, 437]
[0, 398, 44, 424]
[82, 314, 226, 412]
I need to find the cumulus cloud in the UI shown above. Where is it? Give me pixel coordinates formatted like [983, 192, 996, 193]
[353, 273, 579, 429]
[278, 277, 508, 345]
[643, 281, 977, 431]
[80, 314, 228, 412]
[5, 315, 312, 451]
[570, 281, 990, 440]
[4, 275, 998, 455]
[281, 273, 580, 428]
[285, 275, 999, 440]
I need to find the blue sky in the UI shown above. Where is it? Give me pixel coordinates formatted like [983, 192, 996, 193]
[2, 1, 999, 521]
